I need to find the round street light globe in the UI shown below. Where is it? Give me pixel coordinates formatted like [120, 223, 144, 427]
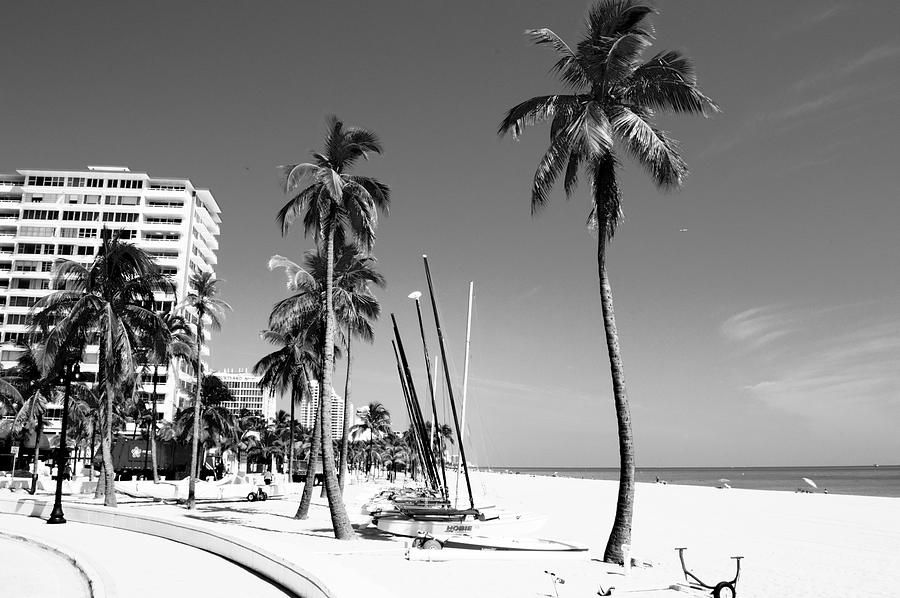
[408, 291, 422, 300]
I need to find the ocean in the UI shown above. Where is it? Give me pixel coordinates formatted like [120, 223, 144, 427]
[501, 466, 900, 498]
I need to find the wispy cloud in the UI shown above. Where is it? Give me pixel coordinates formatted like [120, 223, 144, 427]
[720, 305, 797, 349]
[743, 320, 900, 416]
[769, 88, 851, 122]
[726, 301, 900, 423]
[793, 43, 900, 90]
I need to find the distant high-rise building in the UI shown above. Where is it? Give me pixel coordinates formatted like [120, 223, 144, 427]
[299, 380, 347, 439]
[0, 165, 221, 432]
[212, 369, 277, 420]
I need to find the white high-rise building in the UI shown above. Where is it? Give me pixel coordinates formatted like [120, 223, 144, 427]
[299, 380, 348, 439]
[0, 165, 221, 427]
[212, 369, 277, 420]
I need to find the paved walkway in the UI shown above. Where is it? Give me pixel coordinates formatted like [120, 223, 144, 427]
[0, 515, 293, 598]
[0, 534, 91, 598]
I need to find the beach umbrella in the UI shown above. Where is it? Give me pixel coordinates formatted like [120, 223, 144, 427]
[802, 477, 817, 489]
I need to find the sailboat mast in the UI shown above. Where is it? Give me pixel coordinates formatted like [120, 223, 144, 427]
[391, 340, 428, 486]
[455, 281, 474, 507]
[391, 314, 440, 492]
[411, 295, 448, 500]
[423, 254, 475, 510]
[432, 354, 448, 494]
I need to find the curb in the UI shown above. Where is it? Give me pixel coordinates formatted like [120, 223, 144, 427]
[0, 495, 334, 598]
[0, 529, 110, 598]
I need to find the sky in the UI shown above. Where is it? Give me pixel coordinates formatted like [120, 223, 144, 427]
[2, 1, 899, 467]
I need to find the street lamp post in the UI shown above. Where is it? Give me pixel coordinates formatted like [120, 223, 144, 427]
[47, 361, 80, 525]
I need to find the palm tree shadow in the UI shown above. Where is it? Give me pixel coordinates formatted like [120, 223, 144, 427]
[351, 522, 398, 542]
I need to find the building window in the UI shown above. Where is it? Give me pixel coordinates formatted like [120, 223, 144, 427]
[14, 261, 37, 272]
[16, 243, 55, 255]
[102, 212, 138, 223]
[27, 176, 65, 187]
[5, 313, 31, 326]
[69, 177, 86, 187]
[18, 226, 55, 237]
[78, 228, 97, 238]
[9, 296, 38, 307]
[59, 244, 74, 255]
[86, 178, 103, 188]
[84, 195, 100, 204]
[77, 246, 94, 256]
[63, 211, 99, 221]
[22, 209, 59, 220]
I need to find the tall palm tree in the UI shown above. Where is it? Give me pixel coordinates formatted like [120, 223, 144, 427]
[29, 231, 172, 506]
[254, 305, 324, 520]
[0, 367, 25, 474]
[350, 402, 392, 477]
[181, 271, 231, 509]
[4, 350, 63, 493]
[498, 0, 717, 563]
[253, 328, 317, 480]
[174, 400, 238, 479]
[268, 244, 385, 492]
[277, 116, 390, 539]
[145, 312, 194, 483]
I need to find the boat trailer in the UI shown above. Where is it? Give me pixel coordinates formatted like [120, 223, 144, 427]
[675, 547, 743, 598]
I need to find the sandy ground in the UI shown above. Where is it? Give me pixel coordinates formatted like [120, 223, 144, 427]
[5, 471, 899, 597]
[69, 471, 899, 597]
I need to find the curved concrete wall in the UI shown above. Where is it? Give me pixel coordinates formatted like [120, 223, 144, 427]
[0, 495, 334, 598]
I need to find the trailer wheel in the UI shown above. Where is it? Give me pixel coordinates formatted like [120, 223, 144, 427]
[260, 491, 268, 501]
[422, 539, 442, 550]
[247, 492, 257, 502]
[712, 582, 735, 598]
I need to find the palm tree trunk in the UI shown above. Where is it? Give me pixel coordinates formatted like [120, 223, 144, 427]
[29, 414, 44, 495]
[597, 233, 635, 565]
[294, 379, 322, 519]
[319, 225, 353, 539]
[93, 338, 106, 498]
[150, 363, 160, 483]
[102, 376, 118, 506]
[288, 386, 295, 479]
[187, 319, 203, 509]
[338, 324, 352, 492]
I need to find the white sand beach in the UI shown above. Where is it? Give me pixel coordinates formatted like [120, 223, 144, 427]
[24, 470, 890, 598]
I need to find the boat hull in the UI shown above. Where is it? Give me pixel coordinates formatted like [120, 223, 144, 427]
[374, 511, 547, 538]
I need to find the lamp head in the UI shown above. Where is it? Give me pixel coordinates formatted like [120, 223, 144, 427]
[407, 291, 422, 300]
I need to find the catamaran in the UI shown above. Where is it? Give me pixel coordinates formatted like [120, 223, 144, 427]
[373, 256, 548, 540]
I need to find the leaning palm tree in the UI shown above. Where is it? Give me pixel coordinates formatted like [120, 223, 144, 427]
[268, 244, 385, 492]
[145, 312, 194, 482]
[29, 231, 172, 506]
[181, 271, 231, 509]
[498, 0, 718, 563]
[350, 402, 392, 477]
[255, 303, 325, 520]
[277, 115, 390, 539]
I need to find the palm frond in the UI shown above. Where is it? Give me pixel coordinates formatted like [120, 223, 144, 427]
[626, 50, 719, 116]
[498, 95, 578, 139]
[609, 106, 687, 189]
[525, 28, 590, 89]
